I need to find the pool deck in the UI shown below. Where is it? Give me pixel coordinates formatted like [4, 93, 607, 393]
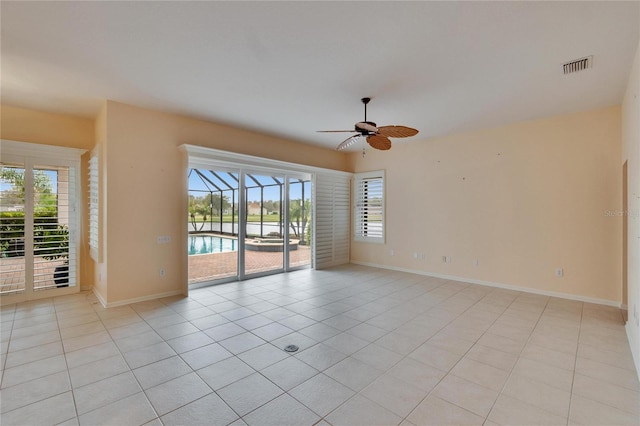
[188, 244, 311, 283]
[1, 237, 312, 294]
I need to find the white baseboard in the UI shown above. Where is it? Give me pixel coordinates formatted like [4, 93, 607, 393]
[625, 323, 640, 382]
[92, 288, 186, 308]
[92, 287, 107, 308]
[351, 261, 622, 308]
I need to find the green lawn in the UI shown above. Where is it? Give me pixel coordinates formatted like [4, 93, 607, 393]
[190, 214, 281, 223]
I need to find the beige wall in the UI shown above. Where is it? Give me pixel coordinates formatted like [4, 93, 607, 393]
[1, 104, 95, 290]
[1, 101, 349, 305]
[1, 100, 627, 309]
[350, 106, 622, 304]
[100, 101, 349, 305]
[1, 105, 94, 149]
[623, 36, 640, 376]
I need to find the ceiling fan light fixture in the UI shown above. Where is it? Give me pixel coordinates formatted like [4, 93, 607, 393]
[336, 135, 360, 151]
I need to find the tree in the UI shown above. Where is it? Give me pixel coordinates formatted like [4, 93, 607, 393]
[1, 167, 57, 216]
[289, 199, 311, 244]
[188, 196, 208, 232]
[1, 167, 54, 203]
[203, 193, 230, 216]
[1, 167, 59, 256]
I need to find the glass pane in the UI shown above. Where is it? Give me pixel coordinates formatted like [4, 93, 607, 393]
[0, 163, 26, 294]
[244, 173, 283, 275]
[288, 178, 312, 269]
[188, 168, 238, 283]
[33, 165, 75, 290]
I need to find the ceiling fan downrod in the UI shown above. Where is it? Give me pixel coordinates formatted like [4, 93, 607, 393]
[357, 97, 378, 134]
[362, 97, 370, 122]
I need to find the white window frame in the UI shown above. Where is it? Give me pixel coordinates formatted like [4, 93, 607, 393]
[353, 170, 385, 244]
[1, 140, 86, 304]
[181, 144, 353, 276]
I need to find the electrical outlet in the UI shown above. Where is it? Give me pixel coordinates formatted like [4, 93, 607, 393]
[473, 259, 479, 267]
[157, 235, 171, 244]
[420, 253, 426, 260]
[555, 268, 563, 278]
[442, 256, 447, 263]
[159, 268, 166, 277]
[413, 252, 419, 259]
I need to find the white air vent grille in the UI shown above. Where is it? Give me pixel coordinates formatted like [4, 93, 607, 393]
[563, 56, 593, 74]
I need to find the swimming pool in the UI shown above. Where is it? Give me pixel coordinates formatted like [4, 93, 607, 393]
[188, 235, 237, 255]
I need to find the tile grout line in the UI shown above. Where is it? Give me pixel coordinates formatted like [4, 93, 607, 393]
[55, 296, 81, 425]
[399, 286, 531, 425]
[0, 303, 17, 390]
[565, 300, 585, 426]
[1, 268, 636, 426]
[315, 279, 491, 424]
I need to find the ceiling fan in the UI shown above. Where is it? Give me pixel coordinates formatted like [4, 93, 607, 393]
[318, 97, 419, 151]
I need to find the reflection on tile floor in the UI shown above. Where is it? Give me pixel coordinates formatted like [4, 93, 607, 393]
[1, 264, 639, 425]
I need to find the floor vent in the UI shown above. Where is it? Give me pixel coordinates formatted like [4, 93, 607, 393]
[563, 56, 593, 74]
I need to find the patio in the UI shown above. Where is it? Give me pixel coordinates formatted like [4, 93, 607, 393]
[0, 257, 67, 294]
[189, 244, 311, 284]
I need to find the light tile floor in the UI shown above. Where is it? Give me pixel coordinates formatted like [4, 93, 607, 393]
[1, 264, 639, 425]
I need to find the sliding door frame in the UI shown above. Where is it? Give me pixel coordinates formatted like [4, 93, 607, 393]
[1, 140, 85, 305]
[183, 144, 352, 287]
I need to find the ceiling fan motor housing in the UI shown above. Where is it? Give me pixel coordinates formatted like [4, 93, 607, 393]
[355, 121, 378, 135]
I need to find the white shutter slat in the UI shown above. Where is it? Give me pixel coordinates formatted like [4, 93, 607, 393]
[353, 171, 385, 243]
[314, 173, 350, 269]
[88, 148, 100, 261]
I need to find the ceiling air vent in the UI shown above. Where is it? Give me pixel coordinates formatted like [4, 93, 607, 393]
[563, 56, 593, 75]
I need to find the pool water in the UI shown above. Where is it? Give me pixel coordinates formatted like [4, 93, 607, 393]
[188, 235, 237, 255]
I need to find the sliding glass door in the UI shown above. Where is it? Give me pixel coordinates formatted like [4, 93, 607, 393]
[288, 177, 312, 269]
[1, 142, 83, 304]
[187, 168, 239, 284]
[243, 173, 284, 276]
[187, 165, 311, 286]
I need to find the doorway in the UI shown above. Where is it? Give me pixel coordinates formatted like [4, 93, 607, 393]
[187, 166, 312, 286]
[1, 142, 83, 305]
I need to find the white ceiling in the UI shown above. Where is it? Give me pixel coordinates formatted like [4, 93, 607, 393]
[2, 1, 638, 151]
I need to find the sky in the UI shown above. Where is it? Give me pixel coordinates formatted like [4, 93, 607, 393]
[188, 169, 310, 203]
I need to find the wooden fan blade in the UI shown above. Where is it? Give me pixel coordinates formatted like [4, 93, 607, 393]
[367, 135, 392, 150]
[336, 135, 361, 151]
[317, 130, 357, 133]
[377, 125, 419, 138]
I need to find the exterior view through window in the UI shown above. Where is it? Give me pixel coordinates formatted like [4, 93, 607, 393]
[354, 170, 385, 243]
[1, 161, 78, 297]
[187, 168, 311, 285]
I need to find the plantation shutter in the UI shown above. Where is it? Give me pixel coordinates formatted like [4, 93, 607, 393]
[314, 173, 350, 269]
[88, 147, 100, 261]
[0, 162, 27, 294]
[32, 165, 77, 290]
[1, 140, 84, 302]
[353, 170, 385, 243]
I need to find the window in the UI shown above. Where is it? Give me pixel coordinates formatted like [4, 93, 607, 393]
[181, 144, 352, 276]
[353, 170, 384, 243]
[1, 140, 84, 302]
[88, 146, 100, 261]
